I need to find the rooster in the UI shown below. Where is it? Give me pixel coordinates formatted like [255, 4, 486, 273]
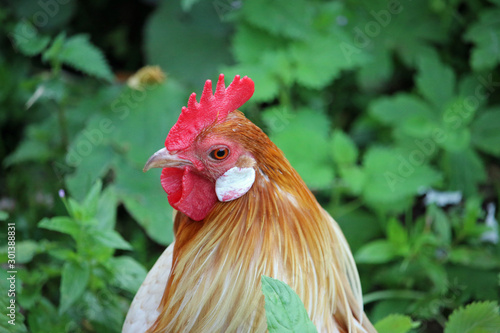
[123, 74, 375, 333]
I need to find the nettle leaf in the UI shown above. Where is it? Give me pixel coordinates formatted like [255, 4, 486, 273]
[243, 0, 313, 40]
[10, 20, 50, 56]
[261, 276, 317, 333]
[331, 130, 358, 166]
[264, 108, 333, 190]
[361, 147, 441, 211]
[369, 93, 437, 138]
[58, 34, 114, 81]
[445, 301, 500, 333]
[471, 108, 500, 156]
[290, 32, 367, 89]
[416, 51, 455, 111]
[464, 9, 500, 72]
[59, 260, 90, 314]
[374, 314, 416, 333]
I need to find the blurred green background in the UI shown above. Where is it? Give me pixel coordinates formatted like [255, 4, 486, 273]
[1, 0, 500, 332]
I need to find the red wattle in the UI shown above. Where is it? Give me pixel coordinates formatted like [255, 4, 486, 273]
[161, 167, 218, 221]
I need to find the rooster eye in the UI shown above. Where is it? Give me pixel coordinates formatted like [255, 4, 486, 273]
[210, 148, 229, 160]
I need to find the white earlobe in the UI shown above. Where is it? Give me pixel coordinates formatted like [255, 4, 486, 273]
[215, 167, 256, 202]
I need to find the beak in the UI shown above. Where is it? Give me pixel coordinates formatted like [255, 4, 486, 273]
[143, 147, 192, 172]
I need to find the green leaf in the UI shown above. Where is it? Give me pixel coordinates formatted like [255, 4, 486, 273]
[115, 162, 174, 245]
[59, 261, 90, 314]
[144, 0, 232, 87]
[369, 93, 437, 138]
[464, 9, 500, 72]
[0, 211, 8, 221]
[416, 51, 455, 111]
[10, 20, 50, 56]
[471, 108, 500, 156]
[57, 34, 114, 81]
[339, 167, 366, 195]
[38, 217, 80, 238]
[82, 180, 102, 218]
[107, 256, 147, 294]
[361, 147, 442, 211]
[426, 205, 451, 245]
[243, 0, 313, 40]
[442, 149, 486, 196]
[386, 218, 408, 250]
[92, 229, 132, 250]
[16, 240, 40, 264]
[355, 240, 398, 264]
[261, 276, 317, 333]
[264, 108, 333, 190]
[374, 314, 416, 333]
[331, 130, 358, 166]
[290, 32, 367, 89]
[445, 301, 500, 333]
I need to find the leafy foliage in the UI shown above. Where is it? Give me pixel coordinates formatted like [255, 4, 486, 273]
[1, 0, 500, 332]
[444, 301, 500, 333]
[261, 276, 317, 333]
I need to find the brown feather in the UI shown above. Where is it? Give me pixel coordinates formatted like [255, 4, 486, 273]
[147, 111, 375, 333]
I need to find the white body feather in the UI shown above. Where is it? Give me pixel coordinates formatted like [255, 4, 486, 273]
[122, 243, 174, 333]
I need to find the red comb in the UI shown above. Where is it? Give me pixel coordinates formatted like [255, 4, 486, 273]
[165, 74, 255, 151]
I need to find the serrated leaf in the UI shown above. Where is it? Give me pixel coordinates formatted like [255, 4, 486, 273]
[369, 93, 437, 138]
[261, 276, 317, 333]
[445, 301, 500, 333]
[58, 34, 113, 81]
[361, 147, 442, 211]
[416, 51, 455, 111]
[331, 130, 358, 166]
[464, 9, 500, 72]
[374, 314, 416, 333]
[10, 20, 50, 56]
[355, 240, 399, 264]
[471, 108, 500, 156]
[290, 32, 367, 89]
[59, 261, 90, 314]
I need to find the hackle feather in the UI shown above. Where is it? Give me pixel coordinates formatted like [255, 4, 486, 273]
[147, 112, 375, 333]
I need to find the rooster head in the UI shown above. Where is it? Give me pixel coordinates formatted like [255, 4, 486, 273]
[143, 74, 256, 221]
